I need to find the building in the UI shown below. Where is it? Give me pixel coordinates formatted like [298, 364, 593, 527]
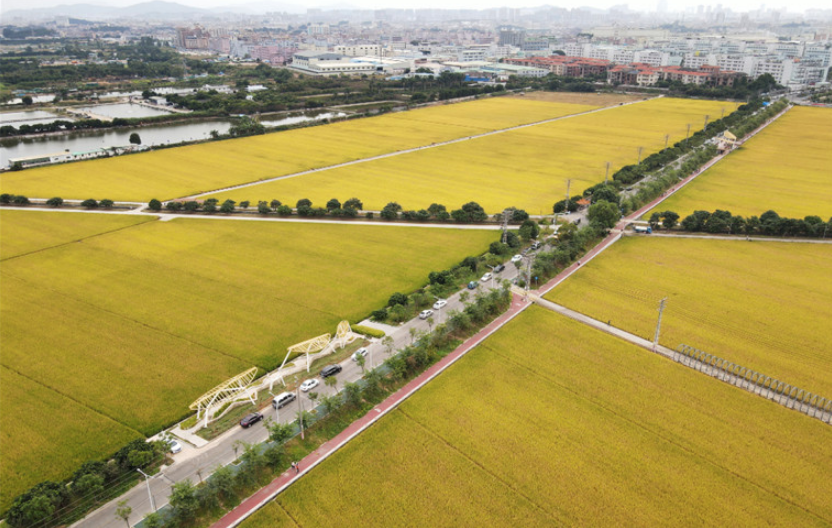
[505, 56, 612, 78]
[606, 63, 744, 87]
[290, 51, 376, 76]
[335, 44, 382, 57]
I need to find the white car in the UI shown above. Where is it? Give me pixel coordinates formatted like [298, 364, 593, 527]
[351, 348, 369, 361]
[481, 272, 492, 282]
[433, 299, 448, 310]
[511, 254, 523, 263]
[167, 438, 183, 454]
[300, 378, 319, 392]
[419, 309, 434, 320]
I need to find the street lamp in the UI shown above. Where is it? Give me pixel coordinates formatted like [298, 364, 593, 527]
[137, 469, 156, 512]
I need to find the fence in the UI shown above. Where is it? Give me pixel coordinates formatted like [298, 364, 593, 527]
[674, 344, 832, 425]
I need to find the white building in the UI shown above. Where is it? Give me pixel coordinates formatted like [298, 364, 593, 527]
[290, 51, 376, 76]
[334, 44, 382, 57]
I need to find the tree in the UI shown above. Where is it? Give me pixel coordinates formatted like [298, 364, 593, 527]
[166, 201, 183, 212]
[321, 393, 341, 414]
[343, 381, 362, 407]
[518, 219, 540, 241]
[100, 199, 114, 209]
[681, 210, 711, 231]
[382, 335, 395, 355]
[587, 200, 620, 229]
[170, 480, 199, 523]
[129, 133, 141, 145]
[115, 500, 132, 528]
[220, 200, 235, 213]
[143, 512, 163, 528]
[266, 420, 294, 444]
[239, 200, 250, 210]
[22, 95, 33, 105]
[324, 375, 338, 394]
[661, 211, 680, 230]
[258, 201, 270, 214]
[355, 353, 366, 373]
[148, 199, 162, 211]
[388, 292, 408, 307]
[270, 199, 282, 211]
[426, 315, 434, 333]
[46, 197, 64, 207]
[277, 204, 292, 216]
[81, 199, 98, 209]
[451, 202, 487, 223]
[12, 195, 30, 205]
[296, 198, 312, 208]
[0, 193, 12, 203]
[326, 198, 341, 210]
[380, 202, 402, 220]
[343, 197, 363, 210]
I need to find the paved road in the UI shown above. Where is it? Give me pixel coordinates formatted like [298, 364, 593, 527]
[71, 253, 533, 528]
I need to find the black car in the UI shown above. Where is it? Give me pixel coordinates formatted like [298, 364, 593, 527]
[240, 412, 263, 428]
[321, 364, 342, 378]
[493, 264, 506, 273]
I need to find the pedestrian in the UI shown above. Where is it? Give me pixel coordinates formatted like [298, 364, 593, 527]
[294, 462, 300, 473]
[291, 462, 296, 473]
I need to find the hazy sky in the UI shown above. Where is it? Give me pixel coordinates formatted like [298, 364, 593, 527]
[2, 0, 827, 14]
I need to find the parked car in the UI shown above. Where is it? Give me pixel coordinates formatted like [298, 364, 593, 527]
[531, 241, 541, 250]
[273, 391, 296, 408]
[481, 272, 492, 282]
[167, 438, 183, 454]
[511, 254, 523, 263]
[419, 309, 434, 319]
[299, 379, 319, 392]
[240, 412, 263, 428]
[467, 281, 478, 289]
[320, 364, 342, 378]
[493, 264, 506, 273]
[351, 347, 369, 361]
[433, 299, 448, 310]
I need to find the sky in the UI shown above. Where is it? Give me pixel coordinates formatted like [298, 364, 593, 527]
[2, 0, 828, 14]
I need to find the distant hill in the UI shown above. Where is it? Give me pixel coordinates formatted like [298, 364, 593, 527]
[2, 1, 210, 20]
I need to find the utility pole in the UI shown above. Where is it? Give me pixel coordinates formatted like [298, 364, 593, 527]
[137, 469, 156, 512]
[297, 385, 304, 440]
[685, 123, 691, 145]
[604, 161, 611, 184]
[703, 114, 710, 130]
[721, 107, 726, 118]
[637, 146, 644, 164]
[664, 134, 670, 148]
[653, 298, 668, 351]
[500, 208, 513, 244]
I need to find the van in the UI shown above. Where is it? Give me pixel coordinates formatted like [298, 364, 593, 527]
[272, 391, 296, 409]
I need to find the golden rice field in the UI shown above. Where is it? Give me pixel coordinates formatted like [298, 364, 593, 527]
[245, 308, 832, 527]
[0, 367, 141, 513]
[649, 106, 832, 219]
[0, 98, 596, 202]
[0, 210, 153, 259]
[0, 210, 495, 509]
[545, 236, 832, 397]
[213, 98, 732, 214]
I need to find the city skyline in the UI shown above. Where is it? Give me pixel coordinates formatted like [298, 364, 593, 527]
[2, 0, 828, 15]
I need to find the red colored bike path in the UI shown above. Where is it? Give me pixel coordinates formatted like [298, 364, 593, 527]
[211, 293, 531, 528]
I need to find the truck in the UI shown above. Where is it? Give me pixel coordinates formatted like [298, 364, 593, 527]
[633, 225, 652, 234]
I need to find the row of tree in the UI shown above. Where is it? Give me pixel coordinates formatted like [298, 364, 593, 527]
[651, 209, 831, 238]
[6, 440, 167, 528]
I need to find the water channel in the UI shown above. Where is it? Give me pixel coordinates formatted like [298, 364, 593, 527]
[0, 111, 348, 167]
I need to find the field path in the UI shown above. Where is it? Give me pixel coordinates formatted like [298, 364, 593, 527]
[636, 232, 832, 244]
[178, 97, 659, 201]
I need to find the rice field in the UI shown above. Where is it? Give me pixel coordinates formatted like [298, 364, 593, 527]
[0, 210, 153, 260]
[0, 212, 495, 510]
[649, 106, 832, 219]
[0, 367, 141, 513]
[212, 98, 732, 213]
[545, 236, 832, 398]
[245, 307, 832, 527]
[0, 98, 596, 202]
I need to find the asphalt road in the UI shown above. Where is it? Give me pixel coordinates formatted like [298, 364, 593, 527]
[72, 252, 534, 528]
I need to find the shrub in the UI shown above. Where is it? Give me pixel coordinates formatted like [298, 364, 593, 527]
[81, 199, 98, 209]
[352, 325, 385, 338]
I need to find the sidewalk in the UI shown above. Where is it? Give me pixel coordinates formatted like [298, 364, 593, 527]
[211, 293, 530, 528]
